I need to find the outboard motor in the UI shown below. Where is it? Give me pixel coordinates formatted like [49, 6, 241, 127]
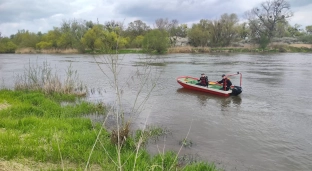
[231, 86, 242, 96]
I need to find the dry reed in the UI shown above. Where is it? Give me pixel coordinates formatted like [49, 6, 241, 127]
[14, 61, 86, 95]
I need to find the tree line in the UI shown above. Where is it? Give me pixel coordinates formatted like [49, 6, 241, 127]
[0, 0, 312, 54]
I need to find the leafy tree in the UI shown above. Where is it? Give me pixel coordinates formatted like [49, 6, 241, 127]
[81, 25, 103, 51]
[305, 25, 312, 34]
[154, 19, 187, 46]
[131, 35, 144, 48]
[246, 0, 293, 47]
[142, 29, 169, 53]
[57, 32, 74, 48]
[218, 13, 239, 46]
[188, 19, 210, 47]
[125, 20, 150, 38]
[103, 31, 129, 50]
[11, 30, 40, 48]
[168, 23, 188, 47]
[208, 13, 239, 46]
[259, 33, 270, 49]
[287, 24, 304, 37]
[81, 25, 128, 52]
[124, 20, 150, 48]
[237, 22, 250, 40]
[298, 25, 312, 43]
[0, 37, 17, 53]
[171, 24, 188, 38]
[275, 22, 289, 37]
[188, 14, 239, 47]
[58, 19, 90, 50]
[36, 28, 62, 49]
[36, 41, 52, 49]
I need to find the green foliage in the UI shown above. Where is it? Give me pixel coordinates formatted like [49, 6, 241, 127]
[215, 13, 239, 46]
[236, 22, 250, 40]
[142, 29, 169, 54]
[188, 14, 239, 47]
[117, 49, 144, 54]
[81, 27, 98, 50]
[188, 19, 210, 47]
[150, 151, 177, 170]
[259, 34, 270, 49]
[125, 20, 150, 38]
[188, 27, 206, 47]
[298, 34, 312, 44]
[305, 25, 312, 34]
[11, 30, 40, 48]
[183, 162, 220, 171]
[170, 24, 188, 38]
[57, 32, 74, 48]
[81, 25, 129, 52]
[36, 41, 53, 49]
[0, 37, 17, 53]
[41, 29, 62, 48]
[131, 35, 144, 48]
[135, 125, 169, 146]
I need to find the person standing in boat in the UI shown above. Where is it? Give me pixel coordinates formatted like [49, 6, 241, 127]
[217, 74, 232, 91]
[196, 73, 209, 87]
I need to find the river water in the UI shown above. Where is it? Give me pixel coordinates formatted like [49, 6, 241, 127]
[1, 53, 312, 171]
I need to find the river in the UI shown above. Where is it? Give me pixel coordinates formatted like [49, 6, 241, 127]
[0, 53, 312, 171]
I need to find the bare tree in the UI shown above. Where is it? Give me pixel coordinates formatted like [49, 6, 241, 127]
[154, 18, 182, 46]
[104, 20, 123, 33]
[126, 20, 150, 38]
[154, 18, 170, 30]
[154, 18, 178, 31]
[246, 0, 293, 44]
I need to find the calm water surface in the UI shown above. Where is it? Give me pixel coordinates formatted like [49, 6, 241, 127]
[0, 53, 312, 171]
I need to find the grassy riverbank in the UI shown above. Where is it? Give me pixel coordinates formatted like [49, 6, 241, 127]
[0, 89, 220, 170]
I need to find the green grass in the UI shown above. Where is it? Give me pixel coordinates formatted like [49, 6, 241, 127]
[0, 89, 220, 170]
[117, 49, 144, 54]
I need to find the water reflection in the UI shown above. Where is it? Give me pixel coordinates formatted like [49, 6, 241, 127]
[176, 88, 242, 108]
[220, 96, 242, 107]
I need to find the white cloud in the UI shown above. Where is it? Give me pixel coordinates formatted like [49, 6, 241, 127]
[0, 0, 311, 37]
[289, 4, 312, 28]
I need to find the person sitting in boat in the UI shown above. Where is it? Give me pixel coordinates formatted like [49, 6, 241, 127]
[217, 74, 232, 91]
[196, 73, 208, 87]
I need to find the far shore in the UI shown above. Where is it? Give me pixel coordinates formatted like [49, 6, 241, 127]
[11, 43, 312, 54]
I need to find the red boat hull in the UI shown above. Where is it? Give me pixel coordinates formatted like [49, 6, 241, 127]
[176, 76, 232, 97]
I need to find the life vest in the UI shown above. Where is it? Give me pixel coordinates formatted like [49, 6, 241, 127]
[223, 78, 232, 90]
[200, 76, 208, 86]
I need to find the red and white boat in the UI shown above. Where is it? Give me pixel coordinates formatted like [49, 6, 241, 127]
[176, 72, 243, 97]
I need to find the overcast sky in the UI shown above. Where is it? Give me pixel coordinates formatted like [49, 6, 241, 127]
[1, 0, 311, 37]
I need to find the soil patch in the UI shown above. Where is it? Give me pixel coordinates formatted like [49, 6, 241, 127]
[0, 103, 10, 111]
